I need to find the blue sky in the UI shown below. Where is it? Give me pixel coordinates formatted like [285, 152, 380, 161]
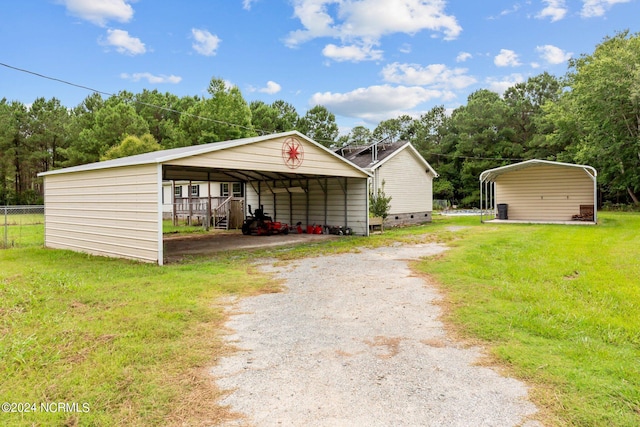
[1, 0, 639, 134]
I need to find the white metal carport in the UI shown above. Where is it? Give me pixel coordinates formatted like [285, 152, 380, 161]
[479, 159, 597, 224]
[39, 131, 371, 264]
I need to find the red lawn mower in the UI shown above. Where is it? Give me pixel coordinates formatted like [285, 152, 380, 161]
[241, 205, 289, 236]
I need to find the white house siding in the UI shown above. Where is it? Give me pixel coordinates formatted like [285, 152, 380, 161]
[376, 149, 434, 225]
[495, 165, 594, 221]
[246, 177, 368, 235]
[43, 164, 159, 262]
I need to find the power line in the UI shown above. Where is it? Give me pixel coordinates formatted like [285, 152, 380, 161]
[1, 62, 533, 161]
[0, 61, 260, 135]
[1, 62, 114, 97]
[430, 152, 525, 162]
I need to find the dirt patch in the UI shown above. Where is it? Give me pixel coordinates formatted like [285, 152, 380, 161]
[212, 243, 542, 426]
[163, 231, 338, 262]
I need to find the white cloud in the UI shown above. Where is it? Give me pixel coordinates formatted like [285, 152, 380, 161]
[494, 49, 521, 67]
[246, 81, 281, 94]
[486, 74, 525, 95]
[581, 0, 631, 17]
[191, 28, 221, 56]
[382, 62, 476, 90]
[60, 0, 134, 26]
[536, 0, 568, 22]
[495, 4, 521, 18]
[322, 43, 383, 62]
[536, 44, 572, 64]
[309, 84, 450, 122]
[286, 0, 462, 49]
[259, 81, 282, 94]
[243, 0, 259, 10]
[102, 29, 145, 55]
[456, 52, 472, 62]
[399, 43, 412, 54]
[120, 73, 182, 84]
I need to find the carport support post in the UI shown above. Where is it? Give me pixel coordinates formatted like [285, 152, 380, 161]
[490, 182, 494, 217]
[289, 180, 293, 225]
[344, 178, 348, 228]
[157, 164, 164, 266]
[205, 178, 211, 231]
[258, 181, 262, 209]
[480, 179, 483, 223]
[324, 178, 328, 227]
[305, 179, 309, 227]
[272, 181, 277, 221]
[188, 180, 192, 226]
[171, 180, 177, 226]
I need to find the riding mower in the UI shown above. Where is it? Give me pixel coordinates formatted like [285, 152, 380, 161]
[241, 205, 289, 236]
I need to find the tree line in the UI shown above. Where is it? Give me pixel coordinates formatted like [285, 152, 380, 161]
[1, 31, 638, 207]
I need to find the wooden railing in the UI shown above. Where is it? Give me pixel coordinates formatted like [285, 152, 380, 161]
[172, 196, 243, 229]
[213, 196, 235, 229]
[173, 196, 225, 226]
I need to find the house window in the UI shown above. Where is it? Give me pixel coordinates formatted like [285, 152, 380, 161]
[220, 183, 229, 197]
[190, 185, 200, 197]
[174, 186, 182, 197]
[232, 182, 244, 197]
[221, 183, 243, 197]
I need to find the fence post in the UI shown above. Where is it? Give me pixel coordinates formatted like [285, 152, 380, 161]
[3, 206, 7, 248]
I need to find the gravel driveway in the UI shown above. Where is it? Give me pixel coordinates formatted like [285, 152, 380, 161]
[212, 243, 541, 426]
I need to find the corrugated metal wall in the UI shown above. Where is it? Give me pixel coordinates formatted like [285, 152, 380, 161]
[495, 165, 594, 221]
[246, 177, 368, 235]
[43, 164, 160, 262]
[41, 133, 371, 264]
[168, 135, 365, 178]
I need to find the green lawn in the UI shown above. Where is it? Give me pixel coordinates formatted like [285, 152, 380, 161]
[1, 214, 44, 249]
[418, 212, 640, 426]
[0, 248, 281, 426]
[1, 212, 638, 426]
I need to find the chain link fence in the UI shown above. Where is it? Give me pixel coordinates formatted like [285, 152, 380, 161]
[1, 205, 45, 249]
[433, 199, 451, 211]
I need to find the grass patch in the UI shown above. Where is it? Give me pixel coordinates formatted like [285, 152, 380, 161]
[162, 219, 212, 235]
[418, 212, 640, 426]
[1, 214, 44, 249]
[0, 248, 280, 426]
[0, 217, 455, 426]
[3, 212, 639, 426]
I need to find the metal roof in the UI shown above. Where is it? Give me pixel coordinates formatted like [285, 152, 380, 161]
[335, 140, 438, 176]
[479, 159, 597, 183]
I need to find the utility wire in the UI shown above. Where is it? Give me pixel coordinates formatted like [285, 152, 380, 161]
[0, 62, 260, 135]
[429, 152, 525, 162]
[1, 62, 114, 98]
[1, 61, 528, 161]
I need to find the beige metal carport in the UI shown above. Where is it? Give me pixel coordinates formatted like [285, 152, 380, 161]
[39, 131, 371, 264]
[479, 159, 597, 224]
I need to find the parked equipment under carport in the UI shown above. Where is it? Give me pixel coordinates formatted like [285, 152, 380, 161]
[241, 205, 289, 236]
